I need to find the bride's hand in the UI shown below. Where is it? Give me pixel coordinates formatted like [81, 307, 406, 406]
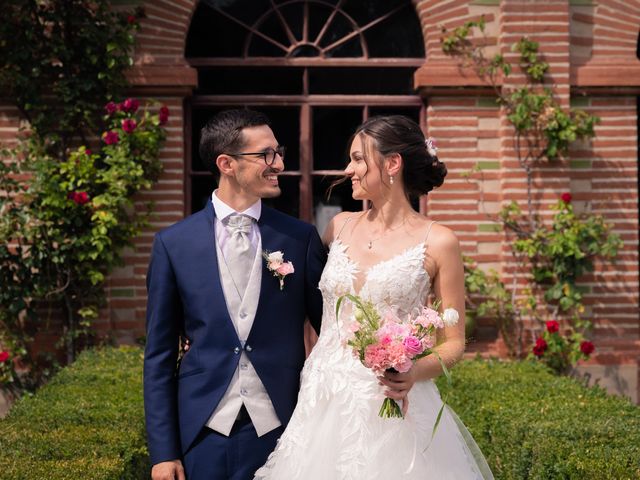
[379, 369, 416, 410]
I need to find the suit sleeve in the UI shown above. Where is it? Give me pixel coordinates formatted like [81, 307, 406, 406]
[304, 226, 327, 334]
[143, 234, 183, 465]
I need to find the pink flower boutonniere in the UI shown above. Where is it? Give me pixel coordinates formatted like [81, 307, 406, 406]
[263, 250, 294, 290]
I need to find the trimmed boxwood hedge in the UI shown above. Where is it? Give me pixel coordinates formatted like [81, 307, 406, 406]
[436, 359, 640, 480]
[1, 348, 639, 479]
[0, 347, 148, 479]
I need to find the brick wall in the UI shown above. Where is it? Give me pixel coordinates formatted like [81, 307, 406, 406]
[416, 0, 639, 400]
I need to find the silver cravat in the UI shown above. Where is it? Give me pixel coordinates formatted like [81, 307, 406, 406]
[223, 214, 255, 298]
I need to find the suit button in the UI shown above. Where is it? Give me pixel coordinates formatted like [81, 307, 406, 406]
[245, 345, 253, 352]
[240, 363, 248, 370]
[240, 311, 247, 319]
[233, 347, 241, 354]
[240, 388, 248, 396]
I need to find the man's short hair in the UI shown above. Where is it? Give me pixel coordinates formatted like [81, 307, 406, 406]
[199, 109, 272, 179]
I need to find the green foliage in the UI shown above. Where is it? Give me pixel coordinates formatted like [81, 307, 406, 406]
[441, 19, 599, 162]
[436, 360, 640, 480]
[503, 197, 621, 325]
[0, 0, 144, 150]
[4, 351, 638, 480]
[529, 321, 594, 375]
[0, 1, 166, 392]
[464, 257, 516, 350]
[0, 347, 148, 479]
[442, 18, 617, 366]
[0, 102, 167, 384]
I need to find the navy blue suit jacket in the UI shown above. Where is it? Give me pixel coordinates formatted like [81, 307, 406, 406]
[143, 201, 326, 465]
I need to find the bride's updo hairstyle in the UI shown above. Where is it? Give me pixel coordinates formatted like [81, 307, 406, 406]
[355, 115, 447, 197]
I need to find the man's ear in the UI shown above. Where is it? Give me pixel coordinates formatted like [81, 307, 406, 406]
[386, 152, 402, 178]
[216, 154, 235, 178]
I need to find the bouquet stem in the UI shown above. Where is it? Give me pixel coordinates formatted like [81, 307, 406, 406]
[379, 397, 403, 418]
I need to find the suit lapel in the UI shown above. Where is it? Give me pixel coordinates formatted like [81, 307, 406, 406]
[253, 208, 284, 326]
[201, 201, 238, 341]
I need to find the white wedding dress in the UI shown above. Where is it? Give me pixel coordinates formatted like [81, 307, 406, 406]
[255, 238, 494, 479]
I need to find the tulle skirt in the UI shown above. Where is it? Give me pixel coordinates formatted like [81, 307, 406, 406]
[255, 343, 493, 480]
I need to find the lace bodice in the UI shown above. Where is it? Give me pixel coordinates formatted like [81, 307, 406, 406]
[318, 239, 432, 334]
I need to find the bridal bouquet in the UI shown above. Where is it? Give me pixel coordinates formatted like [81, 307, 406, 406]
[336, 294, 459, 419]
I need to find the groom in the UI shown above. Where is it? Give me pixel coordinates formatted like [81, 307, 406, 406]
[144, 109, 325, 480]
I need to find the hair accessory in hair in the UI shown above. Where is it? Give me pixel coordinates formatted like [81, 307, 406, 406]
[425, 137, 438, 157]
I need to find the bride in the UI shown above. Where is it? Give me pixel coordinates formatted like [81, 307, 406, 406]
[255, 115, 493, 479]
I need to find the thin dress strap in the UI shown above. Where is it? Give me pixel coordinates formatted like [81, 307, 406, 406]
[424, 220, 436, 244]
[335, 214, 356, 241]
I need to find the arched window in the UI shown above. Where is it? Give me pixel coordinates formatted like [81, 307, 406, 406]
[185, 0, 425, 231]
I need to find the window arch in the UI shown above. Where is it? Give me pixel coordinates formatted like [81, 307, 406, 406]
[185, 0, 425, 228]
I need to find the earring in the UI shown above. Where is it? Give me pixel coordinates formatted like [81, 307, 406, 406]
[389, 175, 394, 185]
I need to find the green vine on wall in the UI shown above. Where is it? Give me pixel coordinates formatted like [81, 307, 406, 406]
[442, 18, 621, 373]
[0, 1, 168, 394]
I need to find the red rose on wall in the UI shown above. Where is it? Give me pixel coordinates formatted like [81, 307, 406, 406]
[68, 191, 90, 205]
[545, 320, 560, 333]
[159, 105, 170, 125]
[561, 192, 572, 203]
[580, 341, 595, 356]
[0, 351, 9, 362]
[103, 130, 119, 145]
[122, 118, 137, 133]
[532, 337, 547, 357]
[105, 101, 117, 115]
[120, 97, 139, 113]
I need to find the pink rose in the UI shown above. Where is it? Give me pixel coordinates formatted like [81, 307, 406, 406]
[0, 351, 9, 363]
[103, 130, 119, 145]
[159, 105, 169, 125]
[122, 118, 137, 134]
[377, 316, 410, 341]
[561, 192, 572, 203]
[402, 336, 423, 357]
[276, 261, 294, 276]
[85, 148, 91, 156]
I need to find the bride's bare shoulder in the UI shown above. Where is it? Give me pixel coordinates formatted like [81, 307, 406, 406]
[425, 222, 462, 258]
[322, 211, 360, 247]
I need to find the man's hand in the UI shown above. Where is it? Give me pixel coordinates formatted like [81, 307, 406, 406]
[151, 460, 185, 480]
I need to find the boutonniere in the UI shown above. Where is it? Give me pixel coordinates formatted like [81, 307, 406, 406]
[263, 250, 294, 291]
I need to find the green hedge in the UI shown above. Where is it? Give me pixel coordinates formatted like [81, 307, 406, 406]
[436, 359, 640, 479]
[2, 349, 639, 479]
[0, 347, 148, 479]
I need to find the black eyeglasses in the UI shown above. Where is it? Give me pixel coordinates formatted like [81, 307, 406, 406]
[225, 145, 286, 166]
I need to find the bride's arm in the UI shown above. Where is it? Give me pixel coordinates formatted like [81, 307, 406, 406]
[380, 227, 466, 402]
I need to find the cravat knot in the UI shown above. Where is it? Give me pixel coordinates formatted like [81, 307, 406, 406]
[226, 214, 253, 238]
